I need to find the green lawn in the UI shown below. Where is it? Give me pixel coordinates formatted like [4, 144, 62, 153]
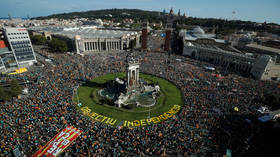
[75, 73, 183, 125]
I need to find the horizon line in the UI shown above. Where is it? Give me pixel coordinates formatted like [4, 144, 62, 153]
[1, 8, 279, 25]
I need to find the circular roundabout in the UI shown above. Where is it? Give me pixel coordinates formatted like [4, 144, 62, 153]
[75, 72, 183, 127]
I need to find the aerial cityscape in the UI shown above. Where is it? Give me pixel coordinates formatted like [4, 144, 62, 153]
[0, 0, 280, 156]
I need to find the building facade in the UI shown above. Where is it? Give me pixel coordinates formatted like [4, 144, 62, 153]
[0, 29, 17, 72]
[0, 47, 16, 72]
[251, 55, 280, 80]
[3, 27, 37, 68]
[29, 27, 140, 54]
[0, 55, 5, 72]
[30, 30, 52, 40]
[183, 42, 255, 73]
[180, 27, 280, 80]
[75, 35, 130, 54]
[183, 41, 280, 80]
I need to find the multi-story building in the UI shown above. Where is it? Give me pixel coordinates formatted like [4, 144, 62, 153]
[29, 26, 141, 54]
[0, 30, 5, 71]
[181, 27, 280, 81]
[183, 42, 255, 73]
[0, 52, 5, 72]
[0, 29, 17, 72]
[3, 27, 37, 68]
[0, 43, 16, 72]
[251, 55, 280, 80]
[183, 41, 280, 80]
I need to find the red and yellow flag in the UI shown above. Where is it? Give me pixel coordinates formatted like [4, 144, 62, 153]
[32, 126, 82, 157]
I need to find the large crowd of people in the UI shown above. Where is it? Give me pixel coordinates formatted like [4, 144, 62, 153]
[0, 48, 279, 156]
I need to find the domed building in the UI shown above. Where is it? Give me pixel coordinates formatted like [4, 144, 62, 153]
[192, 26, 205, 34]
[180, 26, 224, 44]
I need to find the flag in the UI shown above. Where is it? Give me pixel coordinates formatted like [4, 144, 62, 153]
[32, 126, 82, 157]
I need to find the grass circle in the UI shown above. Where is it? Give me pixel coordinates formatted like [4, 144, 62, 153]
[75, 73, 183, 127]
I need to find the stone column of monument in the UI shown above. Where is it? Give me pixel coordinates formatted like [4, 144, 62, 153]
[136, 68, 139, 84]
[127, 69, 130, 87]
[136, 34, 140, 48]
[127, 56, 140, 89]
[105, 39, 109, 51]
[98, 39, 101, 51]
[120, 38, 123, 50]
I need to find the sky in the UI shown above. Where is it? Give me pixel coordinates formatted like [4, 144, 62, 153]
[1, 0, 280, 24]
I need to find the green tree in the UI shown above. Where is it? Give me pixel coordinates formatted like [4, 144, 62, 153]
[48, 38, 68, 53]
[0, 86, 11, 101]
[30, 35, 47, 45]
[8, 80, 22, 98]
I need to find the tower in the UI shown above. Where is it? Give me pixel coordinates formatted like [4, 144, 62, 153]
[163, 9, 166, 14]
[164, 7, 179, 53]
[126, 53, 140, 89]
[183, 12, 187, 18]
[8, 13, 12, 20]
[164, 18, 173, 52]
[169, 7, 174, 16]
[141, 21, 148, 50]
[164, 28, 172, 52]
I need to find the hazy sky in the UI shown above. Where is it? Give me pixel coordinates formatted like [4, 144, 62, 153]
[1, 0, 280, 23]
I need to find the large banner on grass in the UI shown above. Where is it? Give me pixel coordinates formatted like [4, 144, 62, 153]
[32, 126, 82, 157]
[81, 105, 181, 127]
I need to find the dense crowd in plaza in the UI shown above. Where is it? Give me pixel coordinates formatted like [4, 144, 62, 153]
[0, 49, 279, 156]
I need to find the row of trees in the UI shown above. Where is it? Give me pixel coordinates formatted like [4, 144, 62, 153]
[48, 38, 68, 52]
[34, 9, 162, 23]
[0, 80, 22, 102]
[176, 17, 280, 35]
[30, 35, 68, 52]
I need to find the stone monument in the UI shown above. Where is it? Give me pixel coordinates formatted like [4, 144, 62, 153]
[99, 52, 160, 108]
[126, 53, 140, 90]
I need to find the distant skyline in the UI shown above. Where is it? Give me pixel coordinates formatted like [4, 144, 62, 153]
[1, 0, 280, 24]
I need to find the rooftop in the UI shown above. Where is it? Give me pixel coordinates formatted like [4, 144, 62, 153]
[246, 44, 280, 55]
[29, 26, 139, 39]
[185, 41, 255, 61]
[180, 27, 225, 44]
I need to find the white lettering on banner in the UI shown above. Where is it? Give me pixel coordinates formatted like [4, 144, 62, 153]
[32, 126, 83, 157]
[52, 148, 62, 156]
[58, 132, 64, 138]
[47, 145, 57, 154]
[47, 132, 72, 155]
[64, 132, 70, 138]
[61, 138, 70, 145]
[57, 131, 70, 139]
[53, 138, 62, 146]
